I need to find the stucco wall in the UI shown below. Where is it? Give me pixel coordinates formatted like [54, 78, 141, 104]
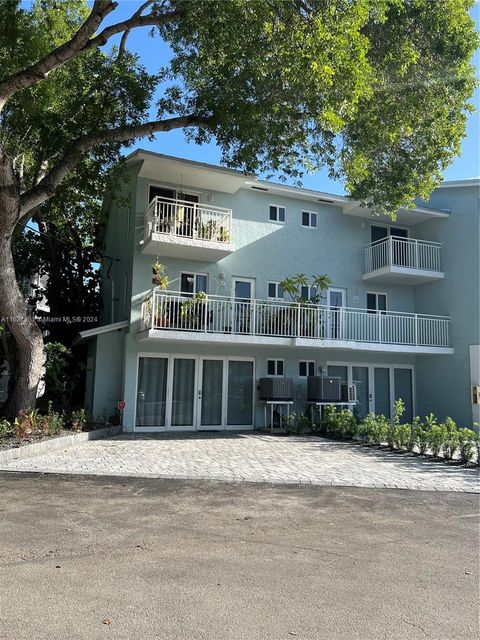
[92, 329, 126, 422]
[414, 184, 480, 425]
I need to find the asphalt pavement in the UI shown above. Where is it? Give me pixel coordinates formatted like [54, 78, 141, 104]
[0, 472, 478, 640]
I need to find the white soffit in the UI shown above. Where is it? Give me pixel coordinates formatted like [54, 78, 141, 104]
[340, 203, 450, 225]
[129, 151, 253, 194]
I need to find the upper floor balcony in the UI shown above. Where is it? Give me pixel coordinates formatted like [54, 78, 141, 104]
[141, 196, 234, 261]
[363, 236, 444, 284]
[139, 290, 452, 354]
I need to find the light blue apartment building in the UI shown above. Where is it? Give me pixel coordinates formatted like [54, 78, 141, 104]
[80, 151, 480, 431]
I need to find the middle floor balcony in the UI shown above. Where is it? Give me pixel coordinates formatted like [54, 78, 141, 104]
[138, 290, 453, 355]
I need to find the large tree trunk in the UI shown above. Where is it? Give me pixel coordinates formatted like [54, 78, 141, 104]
[0, 149, 44, 419]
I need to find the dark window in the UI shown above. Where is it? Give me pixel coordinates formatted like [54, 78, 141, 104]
[367, 293, 387, 314]
[371, 225, 388, 243]
[390, 227, 408, 238]
[267, 360, 276, 376]
[268, 282, 276, 298]
[299, 361, 315, 377]
[181, 273, 195, 295]
[181, 273, 208, 295]
[270, 205, 286, 222]
[277, 360, 284, 376]
[302, 211, 318, 228]
[149, 186, 175, 203]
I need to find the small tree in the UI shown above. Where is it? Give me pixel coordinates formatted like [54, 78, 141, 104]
[279, 274, 330, 304]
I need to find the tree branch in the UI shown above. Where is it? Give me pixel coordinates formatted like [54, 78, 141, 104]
[0, 2, 182, 111]
[0, 1, 118, 110]
[18, 115, 211, 220]
[117, 0, 154, 60]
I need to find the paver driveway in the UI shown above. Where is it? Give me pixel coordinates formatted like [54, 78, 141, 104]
[1, 433, 478, 492]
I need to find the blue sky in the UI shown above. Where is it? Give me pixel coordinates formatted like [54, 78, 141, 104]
[109, 2, 479, 194]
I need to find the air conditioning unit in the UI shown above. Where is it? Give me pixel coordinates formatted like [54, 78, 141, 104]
[259, 378, 294, 401]
[341, 383, 357, 404]
[307, 376, 342, 402]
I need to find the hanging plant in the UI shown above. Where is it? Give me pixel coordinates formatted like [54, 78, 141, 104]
[152, 260, 168, 289]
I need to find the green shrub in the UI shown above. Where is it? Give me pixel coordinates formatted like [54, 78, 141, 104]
[71, 409, 89, 433]
[320, 407, 357, 439]
[428, 424, 447, 458]
[0, 418, 11, 438]
[457, 428, 478, 464]
[407, 417, 422, 452]
[388, 399, 405, 448]
[337, 409, 357, 439]
[358, 412, 389, 445]
[285, 410, 313, 435]
[442, 417, 459, 460]
[416, 425, 430, 455]
[47, 401, 64, 435]
[391, 423, 411, 450]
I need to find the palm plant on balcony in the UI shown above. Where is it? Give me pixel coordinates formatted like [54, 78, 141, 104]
[279, 273, 330, 337]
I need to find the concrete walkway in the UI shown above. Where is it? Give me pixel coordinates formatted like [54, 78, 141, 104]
[1, 433, 478, 492]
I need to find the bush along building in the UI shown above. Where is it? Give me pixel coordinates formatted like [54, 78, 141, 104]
[78, 151, 480, 432]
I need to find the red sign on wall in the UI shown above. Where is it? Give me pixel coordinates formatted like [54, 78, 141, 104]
[118, 400, 126, 411]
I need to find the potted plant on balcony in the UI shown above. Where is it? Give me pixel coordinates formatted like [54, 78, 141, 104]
[217, 226, 230, 243]
[201, 219, 217, 240]
[181, 291, 208, 330]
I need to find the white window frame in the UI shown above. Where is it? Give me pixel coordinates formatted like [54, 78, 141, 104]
[267, 281, 284, 300]
[180, 271, 209, 295]
[366, 291, 388, 314]
[299, 360, 316, 377]
[269, 203, 286, 224]
[302, 210, 318, 228]
[266, 359, 285, 378]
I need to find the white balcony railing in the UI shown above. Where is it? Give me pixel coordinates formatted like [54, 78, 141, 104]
[144, 196, 232, 244]
[141, 290, 451, 348]
[364, 236, 442, 274]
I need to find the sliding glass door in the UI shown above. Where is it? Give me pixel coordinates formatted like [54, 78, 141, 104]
[227, 360, 254, 427]
[136, 357, 168, 427]
[199, 359, 224, 429]
[171, 358, 196, 428]
[135, 355, 254, 430]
